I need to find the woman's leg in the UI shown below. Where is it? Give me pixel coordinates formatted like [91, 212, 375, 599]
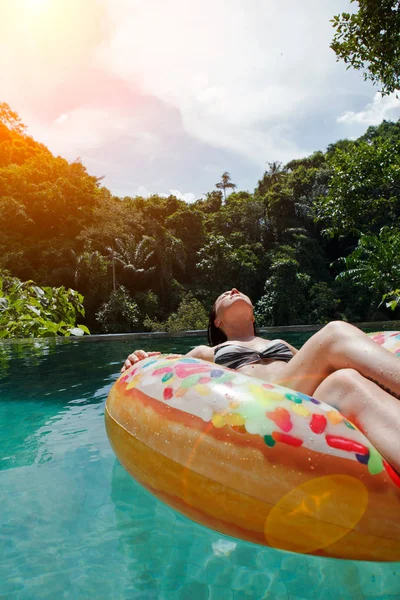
[274, 321, 400, 398]
[313, 368, 400, 472]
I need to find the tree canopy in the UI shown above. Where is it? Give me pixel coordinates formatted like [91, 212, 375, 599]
[1, 101, 400, 336]
[331, 0, 400, 95]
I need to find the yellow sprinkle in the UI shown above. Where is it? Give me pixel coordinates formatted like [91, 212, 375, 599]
[249, 385, 283, 406]
[212, 413, 226, 428]
[327, 410, 344, 425]
[225, 413, 246, 427]
[291, 404, 310, 417]
[229, 401, 240, 409]
[194, 384, 209, 396]
[126, 375, 142, 390]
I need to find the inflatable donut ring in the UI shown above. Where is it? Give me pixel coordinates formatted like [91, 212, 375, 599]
[105, 331, 400, 561]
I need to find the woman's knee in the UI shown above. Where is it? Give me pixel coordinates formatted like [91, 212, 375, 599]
[316, 321, 361, 361]
[314, 368, 364, 416]
[319, 320, 355, 341]
[315, 368, 363, 398]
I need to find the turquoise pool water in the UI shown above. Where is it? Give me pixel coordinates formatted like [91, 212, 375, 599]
[1, 334, 399, 600]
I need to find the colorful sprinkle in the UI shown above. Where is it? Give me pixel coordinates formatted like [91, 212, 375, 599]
[367, 446, 384, 475]
[250, 385, 284, 406]
[152, 366, 173, 376]
[266, 407, 292, 432]
[161, 372, 174, 383]
[327, 410, 344, 425]
[355, 452, 370, 465]
[126, 374, 142, 390]
[180, 374, 201, 388]
[285, 392, 302, 404]
[225, 413, 246, 427]
[212, 413, 226, 428]
[199, 377, 211, 384]
[291, 404, 310, 418]
[210, 369, 224, 378]
[175, 364, 210, 379]
[175, 387, 187, 398]
[262, 383, 275, 389]
[344, 420, 356, 430]
[163, 387, 174, 401]
[326, 435, 369, 455]
[309, 414, 327, 434]
[194, 384, 209, 396]
[272, 432, 303, 447]
[141, 359, 159, 369]
[308, 397, 321, 405]
[263, 434, 276, 447]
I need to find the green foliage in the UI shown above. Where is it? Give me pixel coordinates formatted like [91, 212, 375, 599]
[0, 272, 89, 338]
[381, 289, 400, 311]
[335, 227, 400, 300]
[96, 286, 140, 334]
[308, 282, 341, 324]
[2, 102, 400, 332]
[331, 0, 400, 96]
[316, 138, 400, 238]
[254, 253, 312, 326]
[144, 296, 208, 332]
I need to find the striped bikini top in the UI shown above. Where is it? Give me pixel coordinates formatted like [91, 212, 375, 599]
[214, 340, 293, 370]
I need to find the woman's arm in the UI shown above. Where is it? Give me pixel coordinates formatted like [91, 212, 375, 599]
[276, 339, 298, 355]
[121, 345, 214, 373]
[186, 344, 215, 362]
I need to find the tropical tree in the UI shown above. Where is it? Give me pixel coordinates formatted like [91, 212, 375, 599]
[106, 236, 156, 292]
[254, 252, 312, 326]
[335, 227, 400, 304]
[216, 171, 236, 201]
[96, 286, 140, 333]
[331, 0, 400, 96]
[316, 138, 400, 239]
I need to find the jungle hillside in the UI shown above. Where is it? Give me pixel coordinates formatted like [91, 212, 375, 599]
[1, 100, 400, 336]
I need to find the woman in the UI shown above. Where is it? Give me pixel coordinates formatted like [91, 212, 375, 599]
[122, 288, 400, 470]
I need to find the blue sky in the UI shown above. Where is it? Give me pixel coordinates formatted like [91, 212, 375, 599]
[2, 0, 400, 201]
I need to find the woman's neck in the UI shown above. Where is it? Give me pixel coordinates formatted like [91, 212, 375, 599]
[223, 320, 255, 341]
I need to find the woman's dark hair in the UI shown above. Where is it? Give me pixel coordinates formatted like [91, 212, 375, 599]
[207, 302, 227, 346]
[207, 299, 257, 346]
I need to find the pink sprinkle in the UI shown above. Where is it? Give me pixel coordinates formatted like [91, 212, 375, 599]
[153, 367, 173, 376]
[266, 407, 292, 432]
[199, 377, 211, 384]
[175, 364, 210, 378]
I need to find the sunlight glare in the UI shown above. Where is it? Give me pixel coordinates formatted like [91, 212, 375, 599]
[26, 0, 49, 10]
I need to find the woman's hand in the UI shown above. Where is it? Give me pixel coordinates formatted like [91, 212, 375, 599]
[121, 350, 161, 373]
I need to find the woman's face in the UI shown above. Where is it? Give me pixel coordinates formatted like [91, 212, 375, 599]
[214, 288, 253, 324]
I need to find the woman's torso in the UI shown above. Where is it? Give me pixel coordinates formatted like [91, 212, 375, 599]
[213, 338, 292, 382]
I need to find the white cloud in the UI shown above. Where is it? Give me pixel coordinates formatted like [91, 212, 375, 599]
[100, 0, 357, 165]
[161, 190, 197, 203]
[337, 92, 400, 126]
[26, 107, 161, 159]
[135, 186, 196, 203]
